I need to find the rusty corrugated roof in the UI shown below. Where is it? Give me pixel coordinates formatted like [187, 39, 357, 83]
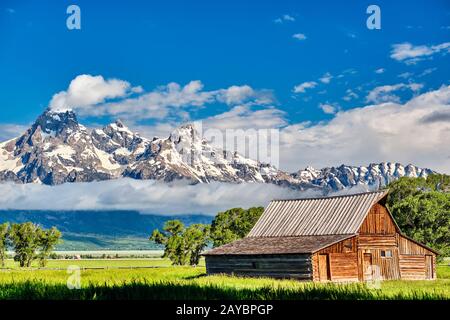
[203, 234, 355, 255]
[247, 190, 388, 237]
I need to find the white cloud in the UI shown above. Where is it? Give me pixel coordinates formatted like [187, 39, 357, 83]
[279, 85, 450, 173]
[203, 104, 286, 131]
[48, 75, 272, 122]
[49, 74, 135, 112]
[292, 33, 307, 41]
[129, 122, 178, 140]
[217, 85, 255, 105]
[398, 72, 413, 79]
[0, 179, 304, 215]
[366, 83, 423, 103]
[274, 14, 295, 23]
[419, 68, 437, 77]
[319, 72, 333, 84]
[374, 68, 385, 74]
[390, 42, 450, 64]
[92, 80, 216, 120]
[293, 81, 317, 93]
[343, 89, 358, 101]
[283, 14, 295, 21]
[0, 124, 28, 141]
[318, 103, 338, 114]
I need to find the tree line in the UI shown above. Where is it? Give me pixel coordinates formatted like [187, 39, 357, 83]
[0, 222, 61, 268]
[385, 174, 449, 256]
[151, 207, 264, 266]
[152, 174, 449, 265]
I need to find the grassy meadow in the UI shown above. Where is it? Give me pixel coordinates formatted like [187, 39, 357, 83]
[0, 258, 449, 300]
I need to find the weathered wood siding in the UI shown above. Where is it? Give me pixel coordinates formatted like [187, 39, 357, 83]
[397, 234, 434, 255]
[312, 253, 359, 282]
[356, 247, 401, 280]
[397, 235, 436, 280]
[205, 254, 313, 280]
[312, 237, 359, 282]
[356, 203, 401, 280]
[359, 203, 397, 235]
[398, 255, 427, 280]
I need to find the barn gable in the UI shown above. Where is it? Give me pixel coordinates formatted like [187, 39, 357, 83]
[358, 202, 399, 235]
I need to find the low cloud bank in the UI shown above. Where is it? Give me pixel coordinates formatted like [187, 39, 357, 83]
[0, 179, 316, 215]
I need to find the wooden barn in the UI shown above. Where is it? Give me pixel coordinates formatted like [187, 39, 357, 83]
[204, 191, 438, 282]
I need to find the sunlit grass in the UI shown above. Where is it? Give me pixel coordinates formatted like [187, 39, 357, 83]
[0, 259, 448, 300]
[1, 258, 175, 269]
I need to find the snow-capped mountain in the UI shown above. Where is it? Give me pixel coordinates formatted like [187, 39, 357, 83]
[0, 109, 435, 192]
[293, 163, 433, 193]
[0, 110, 128, 185]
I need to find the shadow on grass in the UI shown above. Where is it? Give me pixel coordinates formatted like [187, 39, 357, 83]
[182, 273, 208, 280]
[0, 280, 447, 300]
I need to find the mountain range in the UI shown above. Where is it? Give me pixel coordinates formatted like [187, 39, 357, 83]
[0, 109, 435, 193]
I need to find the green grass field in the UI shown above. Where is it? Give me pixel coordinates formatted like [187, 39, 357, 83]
[0, 259, 448, 300]
[1, 258, 174, 269]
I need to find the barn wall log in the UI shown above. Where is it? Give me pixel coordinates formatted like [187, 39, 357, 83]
[311, 253, 319, 281]
[205, 254, 313, 279]
[358, 235, 397, 247]
[399, 255, 426, 280]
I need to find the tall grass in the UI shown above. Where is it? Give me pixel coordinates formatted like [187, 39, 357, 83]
[0, 279, 447, 300]
[0, 260, 448, 300]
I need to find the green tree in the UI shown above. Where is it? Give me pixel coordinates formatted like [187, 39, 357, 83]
[386, 175, 450, 256]
[183, 224, 210, 266]
[0, 223, 9, 267]
[37, 227, 62, 267]
[210, 207, 264, 247]
[151, 220, 187, 265]
[9, 222, 41, 267]
[150, 220, 210, 266]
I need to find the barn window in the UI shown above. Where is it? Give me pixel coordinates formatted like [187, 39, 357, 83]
[252, 262, 260, 269]
[381, 250, 392, 258]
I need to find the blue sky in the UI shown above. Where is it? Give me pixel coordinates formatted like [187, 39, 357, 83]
[1, 0, 450, 172]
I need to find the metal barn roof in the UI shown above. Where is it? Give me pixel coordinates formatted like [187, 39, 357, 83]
[203, 234, 355, 255]
[247, 190, 388, 237]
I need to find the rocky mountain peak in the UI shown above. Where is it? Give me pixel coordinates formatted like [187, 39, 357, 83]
[33, 108, 80, 137]
[169, 123, 202, 144]
[114, 119, 126, 128]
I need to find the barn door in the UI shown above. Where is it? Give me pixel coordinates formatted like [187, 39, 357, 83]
[425, 255, 433, 279]
[318, 254, 330, 281]
[363, 253, 373, 281]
